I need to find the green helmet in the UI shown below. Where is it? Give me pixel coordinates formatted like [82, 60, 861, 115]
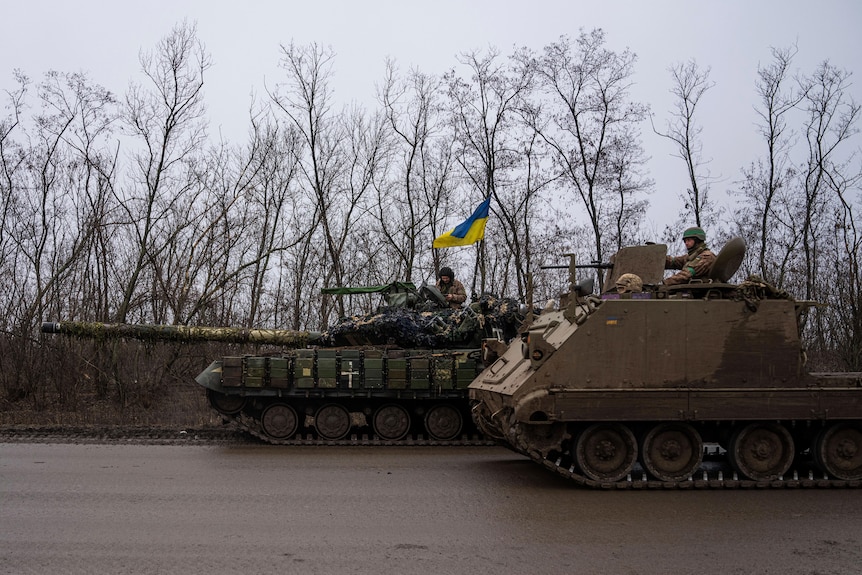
[682, 227, 706, 242]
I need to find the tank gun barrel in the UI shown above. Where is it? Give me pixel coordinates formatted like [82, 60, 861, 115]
[41, 321, 322, 347]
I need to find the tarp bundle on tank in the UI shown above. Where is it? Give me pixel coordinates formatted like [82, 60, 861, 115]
[731, 275, 794, 310]
[321, 294, 525, 348]
[321, 281, 420, 309]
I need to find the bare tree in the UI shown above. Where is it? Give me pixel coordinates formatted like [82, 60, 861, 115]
[444, 46, 536, 297]
[0, 71, 28, 304]
[116, 21, 211, 324]
[378, 60, 456, 283]
[0, 69, 117, 404]
[241, 119, 305, 326]
[341, 103, 390, 283]
[654, 59, 717, 229]
[791, 60, 861, 370]
[605, 130, 653, 250]
[734, 46, 806, 286]
[487, 91, 559, 299]
[269, 42, 355, 325]
[533, 30, 651, 288]
[798, 61, 860, 301]
[829, 168, 862, 370]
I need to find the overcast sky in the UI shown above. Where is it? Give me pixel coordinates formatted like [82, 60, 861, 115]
[2, 0, 860, 233]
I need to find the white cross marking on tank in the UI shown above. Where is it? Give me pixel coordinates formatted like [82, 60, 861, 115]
[341, 361, 360, 388]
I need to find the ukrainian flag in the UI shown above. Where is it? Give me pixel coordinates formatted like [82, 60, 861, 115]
[432, 197, 491, 248]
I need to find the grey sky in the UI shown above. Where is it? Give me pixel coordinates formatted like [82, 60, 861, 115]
[3, 0, 860, 232]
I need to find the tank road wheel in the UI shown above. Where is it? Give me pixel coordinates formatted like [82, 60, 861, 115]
[729, 422, 795, 481]
[640, 423, 704, 482]
[373, 404, 411, 441]
[575, 423, 638, 482]
[424, 404, 463, 441]
[207, 389, 246, 416]
[813, 423, 862, 480]
[314, 404, 351, 440]
[261, 404, 298, 439]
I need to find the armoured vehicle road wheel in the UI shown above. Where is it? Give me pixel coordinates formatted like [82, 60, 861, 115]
[424, 404, 463, 441]
[373, 404, 411, 441]
[575, 423, 638, 482]
[207, 390, 246, 416]
[813, 423, 862, 480]
[261, 404, 298, 439]
[515, 422, 568, 457]
[640, 423, 703, 482]
[729, 422, 794, 481]
[314, 404, 351, 440]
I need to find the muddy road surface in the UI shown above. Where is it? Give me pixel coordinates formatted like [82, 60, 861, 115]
[2, 440, 861, 574]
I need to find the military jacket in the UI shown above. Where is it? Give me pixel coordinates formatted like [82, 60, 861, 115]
[664, 244, 716, 285]
[436, 278, 467, 309]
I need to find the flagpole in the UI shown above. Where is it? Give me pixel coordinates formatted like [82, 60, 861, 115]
[471, 243, 480, 300]
[476, 238, 486, 299]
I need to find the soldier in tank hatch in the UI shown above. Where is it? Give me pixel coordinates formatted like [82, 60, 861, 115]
[663, 226, 716, 286]
[436, 266, 467, 309]
[615, 273, 643, 294]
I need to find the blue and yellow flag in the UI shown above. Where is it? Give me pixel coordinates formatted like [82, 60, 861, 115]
[432, 197, 491, 249]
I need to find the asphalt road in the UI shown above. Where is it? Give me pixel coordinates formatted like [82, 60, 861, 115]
[2, 442, 861, 575]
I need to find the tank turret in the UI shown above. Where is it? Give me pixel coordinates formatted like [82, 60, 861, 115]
[320, 280, 525, 348]
[469, 239, 862, 489]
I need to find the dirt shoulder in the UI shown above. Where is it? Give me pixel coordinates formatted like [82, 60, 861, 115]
[0, 424, 255, 445]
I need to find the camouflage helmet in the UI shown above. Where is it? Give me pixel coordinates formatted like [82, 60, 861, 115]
[682, 226, 706, 242]
[615, 273, 643, 294]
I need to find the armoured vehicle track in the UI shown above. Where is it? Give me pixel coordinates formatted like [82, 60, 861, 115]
[529, 446, 862, 490]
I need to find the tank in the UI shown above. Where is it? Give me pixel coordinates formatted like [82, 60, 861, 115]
[469, 239, 862, 489]
[42, 281, 526, 444]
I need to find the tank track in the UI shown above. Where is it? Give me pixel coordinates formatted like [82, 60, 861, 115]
[524, 447, 862, 489]
[222, 411, 494, 447]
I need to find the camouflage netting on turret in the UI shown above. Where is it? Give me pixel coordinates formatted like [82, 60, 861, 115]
[321, 295, 526, 348]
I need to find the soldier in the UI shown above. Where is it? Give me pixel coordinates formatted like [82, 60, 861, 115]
[615, 273, 643, 294]
[436, 266, 467, 309]
[664, 226, 716, 286]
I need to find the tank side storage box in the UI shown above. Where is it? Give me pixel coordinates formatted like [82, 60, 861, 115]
[432, 354, 455, 389]
[317, 349, 337, 388]
[294, 349, 315, 388]
[387, 350, 407, 389]
[410, 356, 431, 389]
[362, 350, 384, 389]
[455, 354, 477, 389]
[244, 356, 266, 387]
[221, 356, 244, 387]
[268, 356, 291, 388]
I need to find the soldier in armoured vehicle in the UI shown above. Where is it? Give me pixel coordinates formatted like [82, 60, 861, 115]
[664, 226, 716, 285]
[436, 266, 467, 309]
[614, 273, 643, 294]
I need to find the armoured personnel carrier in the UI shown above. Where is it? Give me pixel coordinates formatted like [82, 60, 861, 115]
[469, 240, 862, 489]
[43, 281, 525, 444]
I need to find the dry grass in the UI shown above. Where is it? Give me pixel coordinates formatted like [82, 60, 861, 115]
[0, 383, 221, 429]
[0, 338, 235, 430]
